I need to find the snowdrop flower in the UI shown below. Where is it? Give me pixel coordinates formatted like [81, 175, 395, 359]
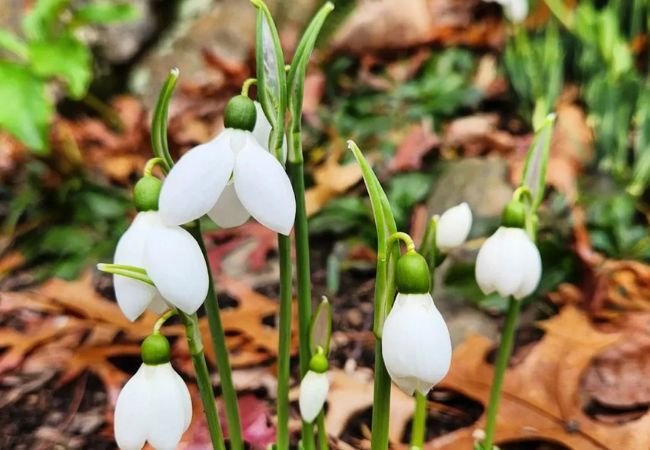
[159, 95, 296, 235]
[114, 178, 208, 320]
[115, 334, 191, 450]
[436, 202, 472, 251]
[484, 0, 528, 23]
[299, 349, 330, 423]
[382, 251, 452, 396]
[475, 226, 541, 300]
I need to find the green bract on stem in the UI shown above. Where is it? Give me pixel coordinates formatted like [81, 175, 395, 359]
[348, 140, 397, 450]
[97, 263, 153, 285]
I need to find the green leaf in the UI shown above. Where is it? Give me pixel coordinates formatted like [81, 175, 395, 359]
[0, 28, 27, 59]
[28, 36, 92, 98]
[253, 0, 287, 158]
[74, 2, 139, 24]
[0, 62, 52, 154]
[287, 2, 334, 161]
[521, 113, 556, 211]
[22, 0, 70, 40]
[309, 297, 332, 355]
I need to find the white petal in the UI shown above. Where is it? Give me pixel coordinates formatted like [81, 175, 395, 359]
[114, 364, 149, 450]
[436, 202, 473, 251]
[158, 132, 235, 226]
[147, 293, 169, 315]
[233, 139, 296, 235]
[475, 229, 503, 296]
[299, 371, 329, 423]
[514, 232, 542, 299]
[143, 222, 208, 314]
[169, 366, 193, 430]
[503, 0, 528, 23]
[382, 293, 452, 396]
[144, 364, 189, 450]
[251, 101, 287, 163]
[114, 212, 159, 321]
[207, 182, 250, 228]
[493, 229, 526, 297]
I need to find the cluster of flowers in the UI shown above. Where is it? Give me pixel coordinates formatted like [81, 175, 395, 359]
[112, 96, 296, 450]
[111, 93, 542, 448]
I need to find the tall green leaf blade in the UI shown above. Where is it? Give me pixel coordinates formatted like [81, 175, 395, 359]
[253, 1, 286, 158]
[522, 113, 556, 211]
[309, 297, 332, 355]
[0, 62, 52, 154]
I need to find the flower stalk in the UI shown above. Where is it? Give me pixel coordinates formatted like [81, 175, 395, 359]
[276, 234, 293, 450]
[187, 222, 243, 450]
[178, 311, 226, 450]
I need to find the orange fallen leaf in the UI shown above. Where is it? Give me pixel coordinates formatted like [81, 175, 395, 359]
[433, 306, 650, 450]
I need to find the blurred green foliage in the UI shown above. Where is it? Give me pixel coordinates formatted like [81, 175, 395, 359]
[1, 161, 131, 280]
[0, 0, 137, 154]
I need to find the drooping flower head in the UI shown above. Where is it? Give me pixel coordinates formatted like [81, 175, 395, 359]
[475, 198, 542, 300]
[113, 175, 208, 321]
[436, 202, 473, 252]
[382, 251, 452, 396]
[299, 348, 330, 423]
[115, 334, 192, 450]
[158, 95, 296, 234]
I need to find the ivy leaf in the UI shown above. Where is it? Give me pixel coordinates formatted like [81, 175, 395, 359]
[73, 2, 139, 24]
[28, 36, 92, 98]
[22, 0, 70, 40]
[0, 62, 52, 154]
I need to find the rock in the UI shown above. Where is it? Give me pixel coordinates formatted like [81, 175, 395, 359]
[427, 157, 512, 219]
[130, 0, 256, 105]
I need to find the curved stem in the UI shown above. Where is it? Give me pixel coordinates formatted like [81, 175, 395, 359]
[410, 393, 427, 449]
[151, 68, 179, 170]
[153, 309, 177, 334]
[276, 234, 293, 450]
[178, 312, 226, 450]
[482, 298, 521, 450]
[241, 78, 257, 96]
[387, 232, 415, 253]
[144, 157, 165, 177]
[188, 223, 243, 450]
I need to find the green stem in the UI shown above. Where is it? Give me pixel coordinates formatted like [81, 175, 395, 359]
[276, 234, 293, 450]
[241, 78, 257, 96]
[144, 157, 165, 177]
[178, 312, 226, 450]
[371, 342, 391, 450]
[410, 393, 427, 449]
[289, 160, 317, 450]
[151, 69, 179, 170]
[387, 232, 415, 253]
[188, 223, 243, 450]
[316, 411, 329, 450]
[153, 309, 177, 333]
[482, 298, 521, 450]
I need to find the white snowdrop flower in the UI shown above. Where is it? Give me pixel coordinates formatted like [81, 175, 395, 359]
[382, 292, 452, 396]
[115, 335, 192, 450]
[299, 370, 329, 423]
[382, 251, 452, 396]
[158, 96, 296, 235]
[483, 0, 528, 23]
[436, 202, 472, 251]
[113, 210, 208, 320]
[475, 226, 541, 300]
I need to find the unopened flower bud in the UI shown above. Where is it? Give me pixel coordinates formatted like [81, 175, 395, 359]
[436, 202, 472, 251]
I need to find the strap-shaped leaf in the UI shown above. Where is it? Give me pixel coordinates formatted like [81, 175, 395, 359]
[286, 2, 334, 162]
[309, 297, 332, 355]
[522, 113, 556, 211]
[252, 0, 287, 160]
[348, 140, 397, 335]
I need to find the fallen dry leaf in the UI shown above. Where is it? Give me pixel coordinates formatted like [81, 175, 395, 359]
[389, 120, 441, 173]
[433, 306, 650, 450]
[305, 146, 363, 216]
